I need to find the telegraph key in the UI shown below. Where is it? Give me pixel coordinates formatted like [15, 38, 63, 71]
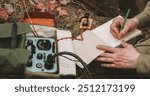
[80, 13, 93, 30]
[25, 37, 58, 73]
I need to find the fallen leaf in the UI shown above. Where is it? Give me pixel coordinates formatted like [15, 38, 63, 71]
[17, 0, 24, 6]
[4, 3, 14, 13]
[10, 0, 18, 3]
[49, 0, 57, 4]
[59, 0, 71, 5]
[0, 8, 9, 21]
[47, 2, 58, 11]
[28, 0, 36, 6]
[57, 7, 68, 16]
[36, 2, 46, 11]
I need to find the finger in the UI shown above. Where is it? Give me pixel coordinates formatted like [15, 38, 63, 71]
[96, 45, 117, 53]
[118, 25, 130, 38]
[111, 18, 123, 27]
[110, 18, 123, 38]
[110, 27, 119, 38]
[101, 64, 116, 68]
[110, 25, 119, 38]
[121, 41, 130, 48]
[101, 53, 114, 58]
[96, 57, 114, 62]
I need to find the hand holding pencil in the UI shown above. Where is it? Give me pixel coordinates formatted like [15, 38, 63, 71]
[110, 9, 139, 39]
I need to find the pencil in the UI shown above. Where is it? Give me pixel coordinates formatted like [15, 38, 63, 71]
[119, 9, 131, 32]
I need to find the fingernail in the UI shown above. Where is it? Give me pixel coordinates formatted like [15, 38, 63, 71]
[96, 45, 101, 48]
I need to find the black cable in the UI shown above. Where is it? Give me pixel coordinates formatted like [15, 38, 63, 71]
[60, 55, 79, 62]
[47, 51, 92, 79]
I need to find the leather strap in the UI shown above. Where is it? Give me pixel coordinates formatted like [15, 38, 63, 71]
[11, 23, 17, 49]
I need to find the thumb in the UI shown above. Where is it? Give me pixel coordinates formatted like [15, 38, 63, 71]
[121, 41, 130, 48]
[118, 26, 129, 39]
[96, 45, 101, 50]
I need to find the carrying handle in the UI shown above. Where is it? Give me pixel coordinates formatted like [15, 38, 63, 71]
[11, 22, 18, 49]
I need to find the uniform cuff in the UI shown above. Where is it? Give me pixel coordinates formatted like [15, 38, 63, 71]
[136, 54, 150, 77]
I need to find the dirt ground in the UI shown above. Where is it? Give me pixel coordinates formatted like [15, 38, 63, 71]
[0, 0, 149, 37]
[55, 2, 112, 37]
[0, 0, 150, 79]
[0, 0, 113, 37]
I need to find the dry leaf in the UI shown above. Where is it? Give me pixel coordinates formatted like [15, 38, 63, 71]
[29, 0, 36, 6]
[36, 2, 46, 11]
[59, 0, 71, 5]
[10, 0, 18, 3]
[49, 0, 57, 4]
[17, 0, 24, 6]
[0, 8, 9, 21]
[47, 2, 58, 11]
[4, 3, 14, 13]
[57, 7, 68, 16]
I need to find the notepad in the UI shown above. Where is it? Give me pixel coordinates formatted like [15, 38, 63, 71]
[57, 30, 76, 75]
[73, 18, 142, 68]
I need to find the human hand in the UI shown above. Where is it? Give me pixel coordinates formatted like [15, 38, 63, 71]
[96, 41, 140, 69]
[110, 17, 139, 39]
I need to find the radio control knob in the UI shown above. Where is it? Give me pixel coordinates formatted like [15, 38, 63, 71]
[36, 63, 43, 68]
[37, 53, 43, 59]
[44, 54, 54, 70]
[27, 60, 32, 67]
